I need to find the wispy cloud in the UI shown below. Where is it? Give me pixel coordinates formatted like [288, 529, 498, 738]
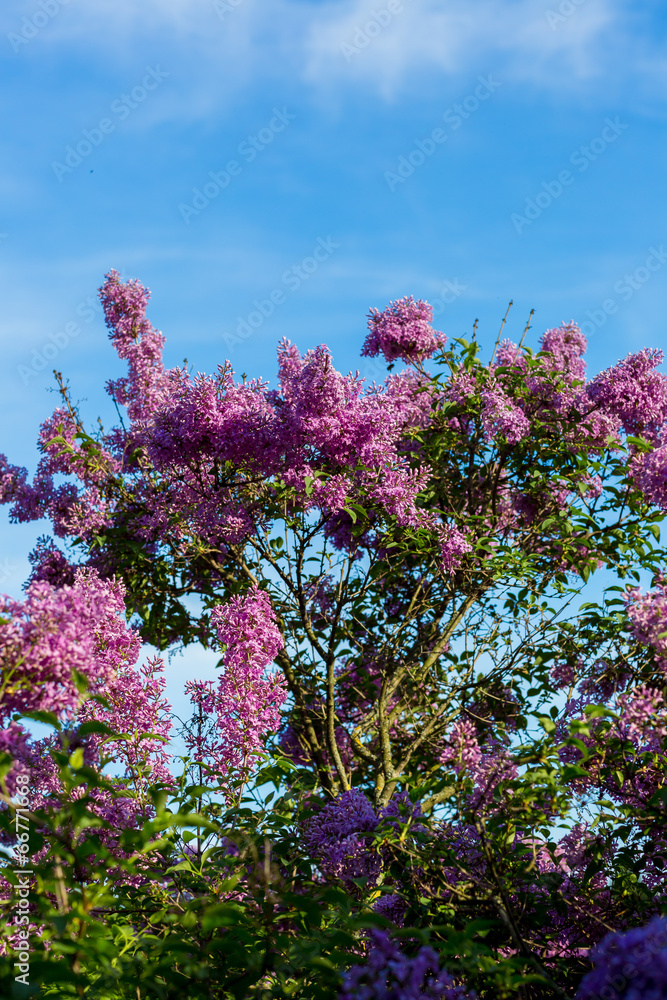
[304, 0, 620, 97]
[4, 0, 655, 111]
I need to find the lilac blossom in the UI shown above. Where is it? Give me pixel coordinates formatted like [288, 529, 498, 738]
[303, 788, 382, 885]
[0, 570, 173, 838]
[587, 348, 667, 440]
[440, 718, 482, 774]
[339, 930, 475, 1000]
[479, 386, 530, 445]
[437, 525, 473, 573]
[372, 894, 408, 927]
[616, 685, 666, 746]
[575, 916, 667, 999]
[495, 339, 527, 370]
[362, 297, 446, 364]
[100, 269, 170, 423]
[184, 587, 287, 783]
[632, 444, 667, 511]
[26, 536, 76, 587]
[540, 321, 588, 381]
[625, 579, 667, 670]
[0, 570, 139, 723]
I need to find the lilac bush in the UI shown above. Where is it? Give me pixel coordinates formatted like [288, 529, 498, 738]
[575, 916, 667, 999]
[0, 271, 666, 997]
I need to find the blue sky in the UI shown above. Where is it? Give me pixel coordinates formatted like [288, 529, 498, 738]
[1, 0, 666, 704]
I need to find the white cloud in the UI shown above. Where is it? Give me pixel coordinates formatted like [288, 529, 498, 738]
[304, 0, 619, 97]
[2, 0, 660, 111]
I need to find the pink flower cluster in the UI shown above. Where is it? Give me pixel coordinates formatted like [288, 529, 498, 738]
[0, 569, 172, 827]
[100, 269, 170, 424]
[362, 297, 446, 364]
[0, 403, 119, 545]
[125, 335, 440, 558]
[184, 587, 287, 782]
[439, 718, 482, 773]
[439, 722, 517, 813]
[632, 444, 667, 511]
[587, 348, 667, 440]
[0, 570, 139, 722]
[479, 386, 530, 445]
[540, 321, 588, 381]
[615, 684, 666, 745]
[625, 579, 667, 671]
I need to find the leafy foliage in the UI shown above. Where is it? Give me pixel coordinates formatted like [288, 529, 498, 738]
[1, 276, 667, 997]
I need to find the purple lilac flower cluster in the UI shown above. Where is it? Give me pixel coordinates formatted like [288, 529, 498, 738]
[0, 569, 172, 828]
[540, 321, 588, 381]
[625, 579, 667, 671]
[303, 788, 382, 885]
[339, 930, 475, 1000]
[575, 916, 667, 999]
[100, 269, 169, 423]
[479, 387, 530, 445]
[362, 296, 446, 364]
[587, 347, 667, 441]
[184, 586, 287, 782]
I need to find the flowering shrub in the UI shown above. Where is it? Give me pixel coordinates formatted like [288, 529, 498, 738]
[575, 916, 667, 999]
[339, 930, 474, 999]
[0, 272, 666, 998]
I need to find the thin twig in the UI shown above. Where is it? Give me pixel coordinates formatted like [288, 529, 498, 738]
[518, 308, 535, 350]
[489, 300, 513, 364]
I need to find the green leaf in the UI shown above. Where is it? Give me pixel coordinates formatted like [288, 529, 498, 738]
[76, 720, 117, 738]
[21, 710, 60, 730]
[537, 716, 556, 734]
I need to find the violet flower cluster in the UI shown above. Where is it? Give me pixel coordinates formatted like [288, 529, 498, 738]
[575, 916, 667, 999]
[339, 930, 475, 1000]
[303, 788, 383, 886]
[303, 788, 425, 892]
